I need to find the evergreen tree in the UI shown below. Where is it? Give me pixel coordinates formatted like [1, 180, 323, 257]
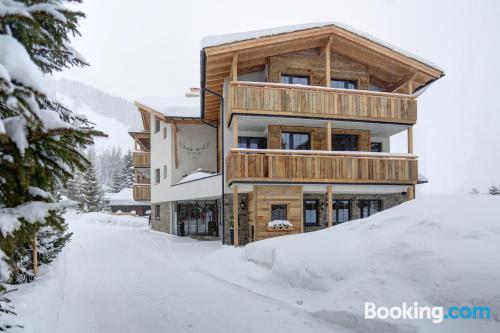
[122, 150, 134, 188]
[470, 188, 480, 194]
[488, 183, 500, 195]
[0, 0, 105, 320]
[111, 167, 125, 193]
[81, 162, 105, 212]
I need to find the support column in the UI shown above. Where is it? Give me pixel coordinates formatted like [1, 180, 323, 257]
[231, 54, 238, 82]
[327, 185, 333, 227]
[407, 186, 415, 200]
[32, 234, 38, 276]
[326, 121, 332, 151]
[233, 115, 239, 148]
[233, 185, 239, 246]
[407, 126, 413, 154]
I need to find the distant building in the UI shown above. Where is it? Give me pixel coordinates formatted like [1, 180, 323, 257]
[104, 188, 150, 216]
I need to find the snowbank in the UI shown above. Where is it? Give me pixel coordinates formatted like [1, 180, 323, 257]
[66, 211, 148, 229]
[195, 195, 500, 332]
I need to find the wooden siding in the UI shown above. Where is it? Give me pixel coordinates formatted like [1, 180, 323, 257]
[226, 149, 418, 185]
[268, 50, 370, 88]
[251, 185, 302, 241]
[133, 184, 151, 201]
[229, 81, 417, 125]
[133, 152, 150, 168]
[268, 125, 370, 151]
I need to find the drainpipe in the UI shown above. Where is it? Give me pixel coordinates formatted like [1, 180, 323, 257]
[200, 86, 225, 244]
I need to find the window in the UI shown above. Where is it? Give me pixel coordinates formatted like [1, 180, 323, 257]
[304, 200, 319, 226]
[333, 134, 358, 151]
[271, 204, 287, 221]
[163, 127, 167, 140]
[154, 119, 160, 134]
[163, 165, 167, 179]
[238, 137, 267, 149]
[331, 79, 358, 90]
[371, 142, 383, 152]
[333, 200, 351, 223]
[359, 200, 382, 218]
[155, 168, 160, 184]
[281, 74, 310, 85]
[281, 132, 310, 150]
[155, 204, 160, 220]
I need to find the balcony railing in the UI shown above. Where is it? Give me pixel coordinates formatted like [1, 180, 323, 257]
[226, 148, 418, 185]
[133, 184, 150, 201]
[229, 81, 417, 124]
[133, 152, 150, 168]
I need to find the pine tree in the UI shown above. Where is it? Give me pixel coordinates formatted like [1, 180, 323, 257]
[111, 167, 125, 193]
[81, 162, 105, 212]
[488, 183, 500, 195]
[122, 150, 134, 188]
[0, 0, 105, 318]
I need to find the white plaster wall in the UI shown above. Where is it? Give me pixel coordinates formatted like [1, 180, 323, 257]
[150, 115, 172, 204]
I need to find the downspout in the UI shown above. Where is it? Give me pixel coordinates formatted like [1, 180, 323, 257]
[200, 49, 226, 244]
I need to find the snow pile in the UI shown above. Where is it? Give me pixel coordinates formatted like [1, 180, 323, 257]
[67, 211, 148, 229]
[136, 96, 200, 118]
[196, 195, 500, 332]
[267, 220, 293, 228]
[177, 169, 217, 184]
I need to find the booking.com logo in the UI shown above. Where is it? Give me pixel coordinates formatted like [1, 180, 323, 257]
[365, 302, 491, 324]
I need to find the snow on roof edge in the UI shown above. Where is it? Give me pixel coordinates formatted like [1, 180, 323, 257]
[201, 22, 443, 72]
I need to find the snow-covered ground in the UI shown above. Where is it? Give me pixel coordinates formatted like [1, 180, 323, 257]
[9, 211, 348, 333]
[8, 195, 500, 333]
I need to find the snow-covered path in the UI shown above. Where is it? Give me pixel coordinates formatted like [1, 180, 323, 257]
[11, 213, 350, 333]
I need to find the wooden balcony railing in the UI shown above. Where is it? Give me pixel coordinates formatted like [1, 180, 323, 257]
[229, 81, 417, 125]
[226, 149, 418, 185]
[133, 184, 151, 201]
[133, 152, 150, 168]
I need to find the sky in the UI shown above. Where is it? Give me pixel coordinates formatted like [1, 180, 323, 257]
[57, 0, 500, 194]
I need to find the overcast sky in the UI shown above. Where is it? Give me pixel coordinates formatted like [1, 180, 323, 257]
[57, 0, 500, 194]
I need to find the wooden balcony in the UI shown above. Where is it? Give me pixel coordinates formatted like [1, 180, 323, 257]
[229, 81, 417, 125]
[133, 184, 151, 201]
[226, 149, 418, 185]
[133, 152, 150, 168]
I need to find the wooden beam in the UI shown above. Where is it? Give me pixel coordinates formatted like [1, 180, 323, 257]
[327, 186, 333, 227]
[233, 185, 239, 246]
[327, 121, 332, 150]
[233, 115, 239, 147]
[32, 234, 38, 276]
[389, 72, 418, 93]
[324, 36, 333, 86]
[231, 54, 238, 81]
[407, 126, 413, 154]
[173, 122, 178, 169]
[408, 77, 414, 94]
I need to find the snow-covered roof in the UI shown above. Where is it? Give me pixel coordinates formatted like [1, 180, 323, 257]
[201, 22, 443, 71]
[104, 188, 150, 206]
[136, 96, 200, 119]
[176, 169, 217, 185]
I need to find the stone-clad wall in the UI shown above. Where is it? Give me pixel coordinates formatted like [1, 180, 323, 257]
[223, 193, 249, 245]
[150, 202, 171, 233]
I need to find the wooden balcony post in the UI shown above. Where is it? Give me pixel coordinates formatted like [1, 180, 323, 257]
[407, 126, 413, 154]
[233, 115, 239, 147]
[407, 185, 415, 200]
[231, 54, 238, 82]
[326, 121, 332, 150]
[233, 185, 239, 246]
[327, 185, 333, 227]
[324, 35, 333, 87]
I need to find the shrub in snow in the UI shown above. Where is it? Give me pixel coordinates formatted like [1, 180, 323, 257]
[267, 220, 293, 230]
